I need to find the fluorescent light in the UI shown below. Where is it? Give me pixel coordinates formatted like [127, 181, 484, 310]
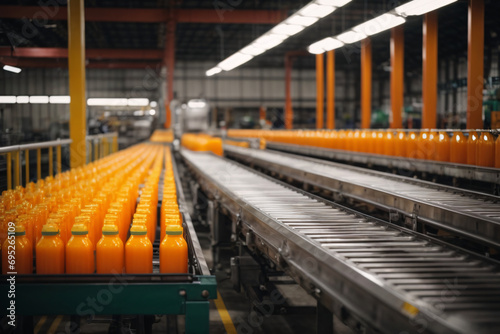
[49, 95, 70, 104]
[240, 45, 266, 56]
[299, 3, 335, 18]
[16, 96, 29, 104]
[353, 13, 405, 36]
[206, 67, 222, 76]
[285, 14, 319, 27]
[3, 65, 21, 73]
[395, 0, 458, 16]
[316, 0, 352, 6]
[308, 43, 326, 54]
[271, 23, 305, 36]
[127, 98, 149, 106]
[133, 110, 144, 116]
[0, 96, 16, 103]
[204, 0, 353, 75]
[150, 101, 157, 107]
[218, 53, 253, 71]
[87, 98, 128, 106]
[149, 109, 156, 115]
[188, 100, 206, 108]
[29, 96, 49, 104]
[307, 37, 344, 54]
[337, 30, 367, 44]
[254, 34, 287, 50]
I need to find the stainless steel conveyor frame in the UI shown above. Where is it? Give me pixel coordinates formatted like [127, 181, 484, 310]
[224, 145, 500, 251]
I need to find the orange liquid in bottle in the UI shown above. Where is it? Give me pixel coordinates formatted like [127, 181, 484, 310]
[496, 135, 500, 168]
[2, 225, 33, 274]
[406, 132, 418, 158]
[383, 131, 394, 156]
[476, 131, 495, 167]
[66, 223, 94, 274]
[125, 224, 152, 274]
[450, 132, 467, 164]
[36, 224, 65, 274]
[467, 131, 478, 165]
[436, 131, 450, 162]
[160, 225, 188, 273]
[161, 215, 181, 239]
[426, 131, 439, 160]
[394, 131, 406, 157]
[96, 224, 124, 274]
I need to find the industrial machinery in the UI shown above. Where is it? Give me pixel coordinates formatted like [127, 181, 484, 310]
[172, 99, 211, 138]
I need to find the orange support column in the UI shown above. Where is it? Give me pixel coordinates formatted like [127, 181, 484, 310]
[316, 53, 324, 129]
[285, 55, 293, 129]
[326, 50, 335, 129]
[361, 38, 372, 129]
[164, 20, 176, 129]
[422, 12, 438, 129]
[390, 26, 404, 129]
[467, 0, 484, 129]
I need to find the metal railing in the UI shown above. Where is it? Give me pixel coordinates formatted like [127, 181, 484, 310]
[86, 132, 118, 163]
[0, 139, 72, 190]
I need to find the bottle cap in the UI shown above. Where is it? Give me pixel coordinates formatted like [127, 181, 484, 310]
[165, 225, 183, 236]
[71, 223, 88, 235]
[14, 224, 26, 236]
[41, 224, 59, 236]
[130, 224, 148, 235]
[102, 224, 119, 235]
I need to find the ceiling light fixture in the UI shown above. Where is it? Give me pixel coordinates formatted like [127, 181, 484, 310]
[206, 0, 353, 76]
[395, 0, 458, 16]
[3, 65, 21, 74]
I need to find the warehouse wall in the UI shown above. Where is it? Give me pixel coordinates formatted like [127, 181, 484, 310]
[0, 61, 361, 137]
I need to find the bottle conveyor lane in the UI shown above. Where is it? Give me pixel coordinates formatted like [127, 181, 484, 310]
[181, 149, 500, 334]
[223, 145, 500, 250]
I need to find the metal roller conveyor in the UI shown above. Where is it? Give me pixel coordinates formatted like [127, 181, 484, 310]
[224, 145, 500, 250]
[181, 149, 500, 334]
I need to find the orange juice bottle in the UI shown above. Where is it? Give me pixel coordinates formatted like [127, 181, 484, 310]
[66, 223, 94, 274]
[476, 131, 495, 167]
[36, 224, 65, 274]
[496, 135, 500, 168]
[436, 131, 450, 162]
[383, 131, 394, 156]
[2, 225, 33, 274]
[426, 130, 439, 160]
[96, 224, 124, 274]
[467, 130, 478, 165]
[160, 225, 188, 273]
[450, 131, 467, 164]
[394, 131, 406, 157]
[406, 132, 417, 158]
[416, 130, 429, 160]
[125, 224, 152, 274]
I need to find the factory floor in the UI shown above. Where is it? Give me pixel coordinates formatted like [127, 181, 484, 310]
[2, 232, 354, 334]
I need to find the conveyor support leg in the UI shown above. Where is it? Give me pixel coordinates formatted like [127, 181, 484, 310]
[316, 301, 334, 334]
[185, 301, 210, 334]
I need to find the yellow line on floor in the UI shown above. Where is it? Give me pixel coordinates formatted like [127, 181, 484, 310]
[47, 315, 63, 334]
[214, 291, 237, 334]
[34, 316, 47, 334]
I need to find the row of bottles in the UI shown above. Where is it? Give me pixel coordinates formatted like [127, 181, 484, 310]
[1, 143, 188, 275]
[150, 129, 174, 143]
[227, 129, 500, 168]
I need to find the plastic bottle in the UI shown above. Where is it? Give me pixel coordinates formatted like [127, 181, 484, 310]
[450, 131, 467, 164]
[36, 224, 65, 274]
[2, 225, 33, 274]
[96, 224, 124, 274]
[66, 223, 94, 274]
[161, 215, 182, 239]
[426, 130, 439, 160]
[476, 131, 495, 167]
[496, 135, 500, 168]
[406, 132, 418, 158]
[467, 130, 478, 165]
[436, 131, 450, 162]
[394, 131, 406, 158]
[125, 224, 152, 274]
[383, 131, 394, 156]
[160, 225, 188, 274]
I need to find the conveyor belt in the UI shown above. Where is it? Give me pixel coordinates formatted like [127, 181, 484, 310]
[224, 145, 500, 250]
[181, 149, 500, 334]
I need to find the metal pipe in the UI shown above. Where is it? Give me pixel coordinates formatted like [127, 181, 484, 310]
[0, 139, 72, 154]
[7, 152, 12, 189]
[57, 145, 62, 174]
[361, 38, 372, 129]
[316, 53, 324, 129]
[25, 149, 29, 184]
[14, 150, 20, 187]
[37, 148, 41, 180]
[49, 146, 53, 177]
